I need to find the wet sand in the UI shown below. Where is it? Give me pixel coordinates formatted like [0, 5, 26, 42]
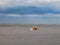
[0, 24, 60, 45]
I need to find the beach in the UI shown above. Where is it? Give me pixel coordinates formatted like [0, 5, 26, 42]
[0, 24, 60, 45]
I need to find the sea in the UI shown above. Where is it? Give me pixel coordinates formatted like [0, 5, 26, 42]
[0, 15, 60, 24]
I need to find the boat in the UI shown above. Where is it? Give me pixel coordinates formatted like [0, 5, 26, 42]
[30, 25, 38, 30]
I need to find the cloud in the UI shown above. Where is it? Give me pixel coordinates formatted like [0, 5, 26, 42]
[0, 0, 60, 7]
[6, 14, 21, 17]
[0, 0, 60, 9]
[0, 0, 59, 10]
[5, 14, 60, 18]
[0, 0, 60, 15]
[0, 6, 60, 15]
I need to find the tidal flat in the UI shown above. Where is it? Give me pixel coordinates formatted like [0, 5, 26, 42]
[0, 24, 60, 45]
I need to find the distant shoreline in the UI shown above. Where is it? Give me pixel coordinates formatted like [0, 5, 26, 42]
[0, 24, 59, 27]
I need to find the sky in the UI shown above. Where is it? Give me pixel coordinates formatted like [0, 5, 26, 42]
[0, 0, 60, 24]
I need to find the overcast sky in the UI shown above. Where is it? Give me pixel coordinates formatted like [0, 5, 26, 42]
[0, 0, 60, 17]
[0, 0, 60, 24]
